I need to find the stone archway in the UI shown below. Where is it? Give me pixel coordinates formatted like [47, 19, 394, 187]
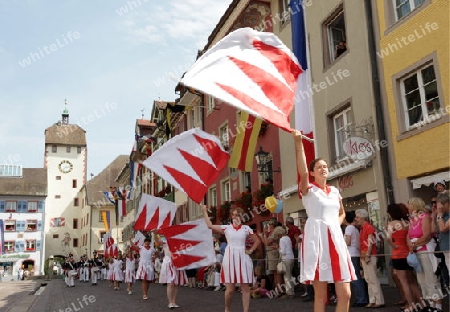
[21, 259, 35, 275]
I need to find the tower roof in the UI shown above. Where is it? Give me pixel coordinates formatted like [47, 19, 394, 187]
[44, 123, 86, 145]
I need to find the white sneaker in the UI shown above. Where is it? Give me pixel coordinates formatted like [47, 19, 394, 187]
[214, 286, 221, 291]
[128, 291, 132, 295]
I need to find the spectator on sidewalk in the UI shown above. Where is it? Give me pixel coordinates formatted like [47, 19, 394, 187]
[356, 209, 384, 308]
[344, 211, 368, 307]
[408, 197, 443, 312]
[386, 203, 422, 311]
[285, 216, 301, 277]
[277, 226, 295, 299]
[436, 192, 450, 279]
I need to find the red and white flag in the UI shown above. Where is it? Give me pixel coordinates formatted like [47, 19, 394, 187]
[132, 231, 146, 247]
[117, 187, 128, 218]
[158, 219, 215, 270]
[133, 194, 177, 232]
[105, 244, 118, 258]
[180, 27, 301, 132]
[142, 128, 229, 204]
[103, 231, 114, 252]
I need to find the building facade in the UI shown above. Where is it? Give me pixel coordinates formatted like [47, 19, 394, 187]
[373, 0, 449, 202]
[84, 155, 129, 255]
[0, 166, 47, 276]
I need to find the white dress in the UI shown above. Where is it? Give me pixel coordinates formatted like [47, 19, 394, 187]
[301, 183, 356, 283]
[135, 246, 155, 281]
[220, 224, 254, 284]
[124, 257, 135, 283]
[111, 259, 124, 282]
[159, 240, 188, 286]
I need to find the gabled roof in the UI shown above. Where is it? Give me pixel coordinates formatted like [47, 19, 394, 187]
[86, 155, 129, 206]
[0, 168, 47, 196]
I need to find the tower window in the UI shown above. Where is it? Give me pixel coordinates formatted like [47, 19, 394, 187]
[77, 146, 82, 154]
[52, 146, 57, 153]
[66, 146, 71, 153]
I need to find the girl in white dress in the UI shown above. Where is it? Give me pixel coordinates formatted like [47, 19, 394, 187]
[134, 238, 155, 300]
[202, 205, 260, 312]
[107, 258, 114, 288]
[124, 249, 136, 294]
[293, 130, 355, 312]
[112, 257, 124, 290]
[158, 236, 188, 309]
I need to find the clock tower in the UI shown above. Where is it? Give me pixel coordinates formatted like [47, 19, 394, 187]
[44, 101, 87, 260]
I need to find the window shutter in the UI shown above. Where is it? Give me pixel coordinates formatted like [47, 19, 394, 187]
[37, 220, 42, 231]
[18, 221, 26, 232]
[38, 201, 44, 213]
[15, 241, 21, 251]
[0, 201, 5, 213]
[18, 201, 27, 213]
[36, 240, 41, 251]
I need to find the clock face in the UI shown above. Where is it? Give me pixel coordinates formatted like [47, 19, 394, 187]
[58, 160, 73, 173]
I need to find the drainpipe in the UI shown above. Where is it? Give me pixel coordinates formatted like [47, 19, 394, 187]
[364, 0, 395, 204]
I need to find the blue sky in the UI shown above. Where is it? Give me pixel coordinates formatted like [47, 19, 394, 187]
[0, 0, 230, 177]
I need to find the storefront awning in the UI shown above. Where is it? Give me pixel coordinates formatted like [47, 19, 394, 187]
[410, 171, 450, 189]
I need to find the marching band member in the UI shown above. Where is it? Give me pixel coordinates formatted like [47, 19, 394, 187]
[66, 254, 77, 287]
[101, 256, 107, 281]
[81, 255, 90, 283]
[90, 251, 102, 285]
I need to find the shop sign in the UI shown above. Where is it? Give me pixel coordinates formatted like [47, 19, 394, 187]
[343, 137, 374, 160]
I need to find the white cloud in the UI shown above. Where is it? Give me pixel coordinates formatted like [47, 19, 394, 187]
[118, 0, 230, 48]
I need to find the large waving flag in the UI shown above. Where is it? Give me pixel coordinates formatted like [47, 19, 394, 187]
[180, 28, 301, 132]
[133, 194, 178, 232]
[142, 128, 229, 203]
[229, 111, 262, 172]
[290, 0, 315, 195]
[158, 219, 215, 270]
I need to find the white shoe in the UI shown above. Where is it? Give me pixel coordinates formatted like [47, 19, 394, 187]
[168, 303, 179, 309]
[128, 291, 132, 295]
[214, 286, 221, 291]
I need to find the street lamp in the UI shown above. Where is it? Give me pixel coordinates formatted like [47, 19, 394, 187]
[254, 146, 281, 179]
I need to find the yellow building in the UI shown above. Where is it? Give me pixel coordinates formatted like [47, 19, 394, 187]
[373, 0, 449, 202]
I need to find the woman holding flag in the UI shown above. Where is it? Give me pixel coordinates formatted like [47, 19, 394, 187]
[293, 130, 355, 312]
[202, 204, 260, 312]
[133, 237, 155, 300]
[158, 234, 188, 309]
